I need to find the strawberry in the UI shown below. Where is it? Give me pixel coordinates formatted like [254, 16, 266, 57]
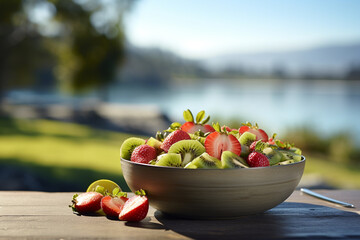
[131, 144, 157, 164]
[181, 122, 215, 134]
[204, 131, 241, 160]
[180, 109, 215, 134]
[119, 190, 149, 222]
[70, 192, 103, 214]
[101, 195, 128, 218]
[249, 140, 258, 152]
[161, 129, 191, 152]
[247, 152, 270, 167]
[268, 137, 276, 145]
[239, 123, 268, 142]
[222, 125, 232, 132]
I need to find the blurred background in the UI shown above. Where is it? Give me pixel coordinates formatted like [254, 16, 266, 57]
[1, 0, 359, 191]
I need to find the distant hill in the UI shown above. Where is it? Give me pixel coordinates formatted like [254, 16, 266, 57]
[203, 43, 360, 78]
[117, 43, 360, 83]
[118, 45, 208, 86]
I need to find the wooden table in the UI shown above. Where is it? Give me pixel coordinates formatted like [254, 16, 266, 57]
[0, 190, 359, 239]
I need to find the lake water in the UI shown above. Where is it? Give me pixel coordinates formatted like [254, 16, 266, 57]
[7, 79, 360, 145]
[107, 79, 360, 144]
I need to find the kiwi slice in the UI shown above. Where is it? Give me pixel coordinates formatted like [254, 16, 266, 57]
[146, 137, 163, 154]
[239, 132, 257, 146]
[289, 147, 302, 155]
[221, 151, 249, 169]
[155, 153, 182, 167]
[278, 149, 302, 162]
[168, 140, 206, 167]
[190, 153, 222, 169]
[120, 137, 146, 160]
[277, 160, 295, 165]
[184, 161, 198, 169]
[240, 145, 250, 158]
[262, 147, 282, 166]
[148, 159, 157, 165]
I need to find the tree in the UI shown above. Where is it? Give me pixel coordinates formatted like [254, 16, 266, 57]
[0, 0, 136, 105]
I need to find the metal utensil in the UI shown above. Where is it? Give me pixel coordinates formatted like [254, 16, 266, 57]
[301, 188, 355, 208]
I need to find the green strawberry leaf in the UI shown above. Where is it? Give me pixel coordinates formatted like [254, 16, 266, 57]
[275, 139, 286, 148]
[229, 130, 239, 135]
[222, 126, 228, 134]
[183, 109, 194, 122]
[200, 115, 211, 124]
[242, 121, 252, 127]
[254, 140, 268, 152]
[112, 187, 120, 196]
[164, 129, 173, 133]
[135, 189, 146, 196]
[156, 131, 165, 141]
[212, 122, 221, 132]
[69, 194, 79, 213]
[170, 122, 181, 130]
[116, 191, 128, 198]
[196, 110, 205, 123]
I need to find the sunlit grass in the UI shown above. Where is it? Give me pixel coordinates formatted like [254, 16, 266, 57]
[0, 118, 138, 173]
[304, 155, 360, 189]
[0, 118, 146, 191]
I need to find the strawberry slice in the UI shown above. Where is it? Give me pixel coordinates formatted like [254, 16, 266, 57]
[204, 131, 241, 160]
[180, 109, 215, 134]
[239, 123, 268, 142]
[101, 195, 128, 218]
[119, 193, 149, 222]
[181, 122, 197, 133]
[203, 124, 215, 133]
[181, 122, 215, 134]
[70, 192, 103, 214]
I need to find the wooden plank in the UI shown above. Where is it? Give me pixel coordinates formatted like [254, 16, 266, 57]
[0, 191, 359, 239]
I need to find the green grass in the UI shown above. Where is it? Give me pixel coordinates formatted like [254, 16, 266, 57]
[0, 118, 146, 191]
[303, 154, 360, 189]
[1, 117, 359, 190]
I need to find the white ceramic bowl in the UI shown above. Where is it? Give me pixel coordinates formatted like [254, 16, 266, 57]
[121, 157, 305, 219]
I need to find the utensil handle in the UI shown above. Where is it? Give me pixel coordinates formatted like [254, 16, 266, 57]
[300, 188, 355, 208]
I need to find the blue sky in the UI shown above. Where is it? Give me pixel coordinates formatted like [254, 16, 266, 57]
[125, 0, 360, 59]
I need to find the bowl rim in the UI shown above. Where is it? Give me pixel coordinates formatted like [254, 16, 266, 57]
[120, 155, 306, 171]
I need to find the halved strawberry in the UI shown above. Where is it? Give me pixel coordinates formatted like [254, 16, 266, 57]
[119, 191, 149, 222]
[161, 130, 191, 152]
[204, 131, 241, 160]
[268, 137, 276, 145]
[222, 125, 232, 132]
[239, 125, 250, 134]
[180, 109, 215, 134]
[203, 124, 216, 133]
[181, 122, 215, 134]
[249, 140, 258, 152]
[239, 123, 268, 142]
[70, 192, 103, 214]
[101, 195, 128, 218]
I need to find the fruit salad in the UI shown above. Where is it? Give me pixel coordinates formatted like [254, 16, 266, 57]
[120, 109, 303, 169]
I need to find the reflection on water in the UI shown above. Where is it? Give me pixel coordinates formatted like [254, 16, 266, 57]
[109, 79, 360, 143]
[7, 79, 360, 144]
